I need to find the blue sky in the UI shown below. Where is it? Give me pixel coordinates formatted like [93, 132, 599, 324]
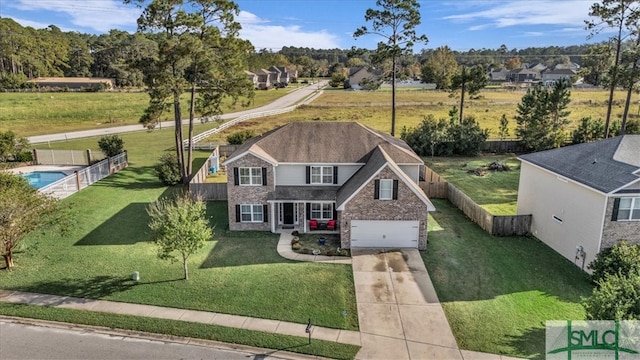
[1, 0, 611, 52]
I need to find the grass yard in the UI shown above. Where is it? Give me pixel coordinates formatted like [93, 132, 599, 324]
[1, 129, 359, 333]
[424, 199, 593, 359]
[424, 155, 521, 215]
[0, 89, 290, 136]
[0, 303, 360, 359]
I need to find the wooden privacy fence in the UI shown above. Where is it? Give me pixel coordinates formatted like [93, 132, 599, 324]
[420, 166, 531, 236]
[188, 147, 228, 201]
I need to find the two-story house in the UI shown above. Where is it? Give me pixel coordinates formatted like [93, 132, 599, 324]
[222, 122, 436, 249]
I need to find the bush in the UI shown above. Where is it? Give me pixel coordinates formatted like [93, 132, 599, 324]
[292, 243, 302, 251]
[15, 150, 33, 163]
[226, 130, 254, 145]
[588, 241, 640, 284]
[583, 271, 640, 320]
[155, 153, 182, 185]
[98, 135, 125, 157]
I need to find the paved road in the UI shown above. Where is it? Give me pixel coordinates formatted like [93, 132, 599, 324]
[0, 321, 291, 360]
[28, 81, 328, 144]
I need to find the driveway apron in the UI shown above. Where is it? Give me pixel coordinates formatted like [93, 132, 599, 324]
[352, 249, 461, 360]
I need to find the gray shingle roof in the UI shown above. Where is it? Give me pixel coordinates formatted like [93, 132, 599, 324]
[519, 135, 640, 193]
[227, 122, 421, 164]
[268, 186, 339, 201]
[336, 146, 388, 208]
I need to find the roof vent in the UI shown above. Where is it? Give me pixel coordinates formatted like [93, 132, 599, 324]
[592, 158, 597, 164]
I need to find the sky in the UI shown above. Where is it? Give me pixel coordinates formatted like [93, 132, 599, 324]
[0, 0, 613, 52]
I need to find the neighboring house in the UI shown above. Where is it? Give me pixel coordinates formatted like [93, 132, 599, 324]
[555, 63, 580, 71]
[245, 71, 258, 89]
[348, 67, 383, 90]
[27, 77, 115, 90]
[269, 66, 292, 85]
[222, 122, 436, 249]
[541, 68, 576, 85]
[489, 68, 509, 82]
[267, 67, 281, 86]
[517, 136, 640, 272]
[255, 69, 272, 89]
[528, 63, 547, 72]
[507, 68, 541, 82]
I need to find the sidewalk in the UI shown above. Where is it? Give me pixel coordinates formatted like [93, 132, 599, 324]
[0, 289, 361, 346]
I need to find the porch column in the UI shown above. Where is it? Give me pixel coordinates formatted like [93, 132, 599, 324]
[302, 201, 307, 233]
[271, 202, 276, 233]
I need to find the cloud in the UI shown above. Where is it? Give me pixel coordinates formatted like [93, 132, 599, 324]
[443, 0, 593, 30]
[9, 0, 140, 32]
[7, 17, 60, 31]
[523, 32, 544, 37]
[237, 11, 340, 50]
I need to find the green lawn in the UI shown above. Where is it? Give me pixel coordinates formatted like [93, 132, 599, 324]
[0, 303, 360, 360]
[0, 90, 291, 136]
[424, 199, 593, 359]
[424, 155, 521, 215]
[1, 129, 358, 332]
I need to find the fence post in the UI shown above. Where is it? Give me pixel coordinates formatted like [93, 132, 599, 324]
[75, 171, 81, 191]
[32, 149, 38, 165]
[108, 156, 113, 174]
[86, 149, 92, 165]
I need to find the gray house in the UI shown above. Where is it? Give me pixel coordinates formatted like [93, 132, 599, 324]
[541, 68, 576, 85]
[348, 67, 383, 90]
[507, 68, 541, 82]
[222, 122, 436, 249]
[517, 136, 640, 272]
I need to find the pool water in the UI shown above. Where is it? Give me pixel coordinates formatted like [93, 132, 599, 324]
[21, 171, 68, 188]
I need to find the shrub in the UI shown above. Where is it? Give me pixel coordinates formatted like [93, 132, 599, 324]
[291, 237, 299, 245]
[583, 271, 640, 320]
[226, 130, 254, 145]
[291, 230, 300, 236]
[155, 153, 182, 185]
[588, 241, 640, 284]
[325, 250, 334, 256]
[98, 135, 125, 157]
[292, 243, 302, 251]
[15, 150, 33, 163]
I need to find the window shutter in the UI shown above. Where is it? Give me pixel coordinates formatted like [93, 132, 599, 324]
[392, 180, 399, 200]
[262, 167, 267, 186]
[233, 167, 239, 186]
[374, 179, 380, 199]
[306, 203, 311, 218]
[333, 166, 338, 184]
[333, 207, 337, 220]
[306, 166, 311, 184]
[263, 204, 269, 223]
[235, 205, 241, 222]
[612, 198, 620, 221]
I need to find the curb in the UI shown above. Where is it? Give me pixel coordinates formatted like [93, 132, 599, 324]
[0, 316, 330, 360]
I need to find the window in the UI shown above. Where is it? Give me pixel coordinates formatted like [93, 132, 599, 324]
[311, 203, 333, 220]
[310, 166, 333, 184]
[379, 179, 393, 200]
[239, 167, 262, 185]
[615, 197, 640, 221]
[240, 204, 263, 222]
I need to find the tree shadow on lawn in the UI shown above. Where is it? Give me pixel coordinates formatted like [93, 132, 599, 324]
[501, 326, 546, 360]
[75, 203, 153, 245]
[92, 166, 166, 190]
[200, 235, 292, 268]
[11, 275, 138, 299]
[425, 199, 593, 304]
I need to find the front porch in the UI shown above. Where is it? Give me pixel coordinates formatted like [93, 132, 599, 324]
[269, 200, 340, 234]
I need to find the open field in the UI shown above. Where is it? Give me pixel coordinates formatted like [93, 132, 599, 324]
[424, 155, 521, 215]
[425, 199, 592, 359]
[0, 90, 290, 136]
[1, 129, 358, 332]
[200, 88, 640, 139]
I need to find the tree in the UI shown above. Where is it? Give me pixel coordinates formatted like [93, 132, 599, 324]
[0, 131, 29, 162]
[515, 81, 571, 151]
[155, 153, 182, 186]
[583, 271, 640, 320]
[98, 135, 125, 158]
[147, 192, 212, 280]
[498, 114, 510, 151]
[450, 65, 487, 120]
[580, 43, 612, 86]
[588, 241, 640, 283]
[0, 172, 61, 268]
[400, 115, 447, 157]
[420, 46, 457, 89]
[504, 57, 521, 70]
[619, 35, 640, 134]
[572, 116, 605, 143]
[359, 75, 383, 90]
[132, 0, 253, 184]
[585, 0, 640, 138]
[354, 0, 429, 136]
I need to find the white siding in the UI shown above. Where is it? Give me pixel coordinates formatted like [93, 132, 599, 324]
[399, 164, 420, 184]
[517, 162, 607, 273]
[275, 164, 361, 186]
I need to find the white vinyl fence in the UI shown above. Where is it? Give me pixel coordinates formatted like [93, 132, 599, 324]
[40, 152, 128, 199]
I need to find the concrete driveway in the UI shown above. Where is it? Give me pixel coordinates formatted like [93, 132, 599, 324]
[352, 248, 461, 360]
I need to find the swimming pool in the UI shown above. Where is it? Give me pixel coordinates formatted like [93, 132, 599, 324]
[21, 171, 69, 189]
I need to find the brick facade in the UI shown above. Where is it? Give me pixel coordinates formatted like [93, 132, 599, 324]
[339, 167, 429, 250]
[601, 196, 640, 249]
[226, 154, 274, 231]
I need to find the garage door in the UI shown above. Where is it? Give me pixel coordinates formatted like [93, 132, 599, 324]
[350, 220, 419, 248]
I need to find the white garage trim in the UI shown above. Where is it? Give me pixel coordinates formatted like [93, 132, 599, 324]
[350, 220, 419, 248]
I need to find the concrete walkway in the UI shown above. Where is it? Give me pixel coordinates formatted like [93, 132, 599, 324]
[276, 231, 351, 264]
[0, 290, 361, 347]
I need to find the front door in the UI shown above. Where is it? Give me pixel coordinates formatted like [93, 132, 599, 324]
[283, 203, 294, 225]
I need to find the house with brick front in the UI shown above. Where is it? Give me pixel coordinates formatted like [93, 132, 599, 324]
[517, 136, 640, 272]
[222, 122, 436, 249]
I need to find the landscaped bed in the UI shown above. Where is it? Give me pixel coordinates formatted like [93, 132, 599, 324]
[291, 233, 350, 257]
[424, 155, 521, 215]
[424, 199, 592, 359]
